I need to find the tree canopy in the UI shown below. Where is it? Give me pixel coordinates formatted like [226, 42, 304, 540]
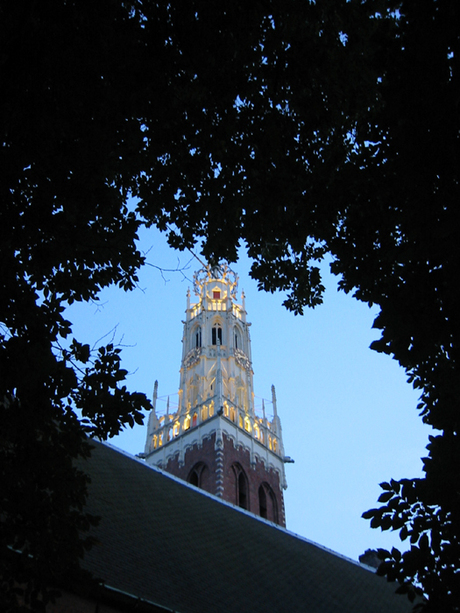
[1, 0, 459, 611]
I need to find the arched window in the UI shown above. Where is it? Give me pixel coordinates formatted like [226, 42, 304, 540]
[234, 326, 241, 350]
[232, 463, 249, 511]
[258, 483, 279, 524]
[189, 470, 199, 487]
[192, 412, 198, 427]
[187, 462, 207, 489]
[259, 485, 267, 518]
[195, 326, 202, 348]
[212, 323, 223, 345]
[238, 472, 248, 509]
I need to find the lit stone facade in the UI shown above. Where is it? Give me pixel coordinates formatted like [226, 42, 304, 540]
[144, 264, 288, 526]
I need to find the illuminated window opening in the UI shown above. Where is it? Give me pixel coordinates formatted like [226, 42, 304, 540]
[268, 435, 272, 450]
[159, 433, 163, 446]
[173, 422, 180, 437]
[239, 414, 243, 429]
[273, 438, 278, 452]
[184, 415, 191, 430]
[233, 306, 241, 320]
[192, 412, 198, 427]
[230, 407, 236, 422]
[153, 435, 158, 449]
[244, 417, 251, 432]
[209, 402, 214, 417]
[201, 406, 208, 421]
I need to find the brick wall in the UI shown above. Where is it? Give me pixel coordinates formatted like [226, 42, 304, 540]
[163, 432, 285, 527]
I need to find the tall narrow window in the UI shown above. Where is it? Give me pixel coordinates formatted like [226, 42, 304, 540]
[212, 324, 222, 345]
[234, 326, 241, 350]
[259, 485, 267, 518]
[258, 483, 279, 524]
[232, 463, 249, 511]
[187, 462, 207, 490]
[195, 326, 202, 348]
[238, 472, 248, 509]
[189, 471, 199, 487]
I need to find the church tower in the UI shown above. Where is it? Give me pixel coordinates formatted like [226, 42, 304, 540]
[143, 263, 288, 526]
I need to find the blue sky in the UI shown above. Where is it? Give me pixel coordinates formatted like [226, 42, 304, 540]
[68, 224, 431, 562]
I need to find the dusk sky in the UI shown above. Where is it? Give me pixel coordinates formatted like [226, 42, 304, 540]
[68, 222, 431, 563]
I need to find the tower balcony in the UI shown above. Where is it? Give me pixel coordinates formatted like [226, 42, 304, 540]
[146, 396, 281, 458]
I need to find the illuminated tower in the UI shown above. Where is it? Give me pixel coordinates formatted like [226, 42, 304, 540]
[143, 263, 288, 526]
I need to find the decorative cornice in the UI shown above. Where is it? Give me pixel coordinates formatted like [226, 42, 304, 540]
[193, 263, 238, 299]
[183, 347, 202, 369]
[234, 348, 252, 372]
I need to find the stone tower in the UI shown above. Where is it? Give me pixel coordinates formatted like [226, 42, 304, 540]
[143, 263, 288, 526]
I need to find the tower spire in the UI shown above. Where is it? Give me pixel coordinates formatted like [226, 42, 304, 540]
[143, 263, 288, 526]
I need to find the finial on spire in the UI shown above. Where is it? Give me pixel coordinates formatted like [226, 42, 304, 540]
[271, 384, 278, 417]
[153, 380, 158, 413]
[210, 262, 225, 279]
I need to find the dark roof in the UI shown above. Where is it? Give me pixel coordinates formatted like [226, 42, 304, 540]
[80, 441, 412, 613]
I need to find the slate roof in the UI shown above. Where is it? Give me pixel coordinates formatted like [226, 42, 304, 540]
[80, 441, 412, 613]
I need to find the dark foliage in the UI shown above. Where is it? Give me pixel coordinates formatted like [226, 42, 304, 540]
[1, 1, 151, 609]
[2, 0, 459, 610]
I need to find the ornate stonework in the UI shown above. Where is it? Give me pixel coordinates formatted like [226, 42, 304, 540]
[143, 263, 288, 526]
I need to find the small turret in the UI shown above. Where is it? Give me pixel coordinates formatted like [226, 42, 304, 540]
[144, 380, 160, 454]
